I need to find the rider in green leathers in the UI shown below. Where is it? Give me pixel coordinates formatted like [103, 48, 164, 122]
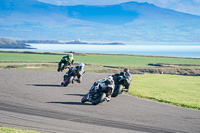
[57, 53, 74, 72]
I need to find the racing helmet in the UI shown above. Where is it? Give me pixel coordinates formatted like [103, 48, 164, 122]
[68, 53, 73, 57]
[106, 75, 113, 81]
[124, 68, 129, 73]
[79, 63, 85, 70]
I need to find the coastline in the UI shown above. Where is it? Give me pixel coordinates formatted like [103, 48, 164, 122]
[1, 38, 200, 58]
[28, 43, 200, 58]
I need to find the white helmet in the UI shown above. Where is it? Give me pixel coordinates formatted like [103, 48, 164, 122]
[79, 63, 85, 69]
[106, 75, 113, 81]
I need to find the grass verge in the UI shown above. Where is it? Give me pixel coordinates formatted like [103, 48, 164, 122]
[128, 74, 200, 110]
[0, 127, 40, 133]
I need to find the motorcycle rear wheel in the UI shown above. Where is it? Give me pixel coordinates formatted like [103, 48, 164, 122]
[112, 85, 123, 97]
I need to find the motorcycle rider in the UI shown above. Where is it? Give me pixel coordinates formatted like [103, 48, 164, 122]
[63, 63, 85, 83]
[112, 68, 132, 92]
[57, 53, 74, 72]
[87, 75, 115, 102]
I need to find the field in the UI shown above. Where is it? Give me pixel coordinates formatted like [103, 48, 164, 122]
[0, 51, 200, 110]
[1, 51, 200, 66]
[0, 51, 200, 75]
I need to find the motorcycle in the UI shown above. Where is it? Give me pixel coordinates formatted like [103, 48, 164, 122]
[61, 67, 76, 87]
[81, 82, 112, 105]
[111, 75, 127, 97]
[57, 58, 70, 72]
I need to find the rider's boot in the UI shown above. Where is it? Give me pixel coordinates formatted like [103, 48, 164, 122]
[123, 88, 129, 92]
[105, 95, 111, 102]
[75, 79, 81, 83]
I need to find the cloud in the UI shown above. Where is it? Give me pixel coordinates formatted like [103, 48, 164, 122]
[38, 0, 200, 16]
[194, 0, 200, 3]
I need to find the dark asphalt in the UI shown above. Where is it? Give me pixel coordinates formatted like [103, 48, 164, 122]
[0, 69, 199, 133]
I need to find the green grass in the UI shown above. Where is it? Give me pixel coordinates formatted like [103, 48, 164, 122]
[128, 74, 200, 110]
[0, 52, 61, 63]
[0, 51, 200, 66]
[0, 127, 40, 133]
[76, 54, 200, 66]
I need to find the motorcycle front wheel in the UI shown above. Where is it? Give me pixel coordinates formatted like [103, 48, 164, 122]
[91, 93, 106, 105]
[81, 94, 88, 103]
[63, 76, 73, 87]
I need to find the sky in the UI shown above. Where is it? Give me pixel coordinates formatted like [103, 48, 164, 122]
[38, 0, 200, 16]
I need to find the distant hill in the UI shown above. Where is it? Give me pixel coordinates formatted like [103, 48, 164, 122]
[0, 0, 200, 42]
[0, 38, 32, 49]
[17, 39, 124, 45]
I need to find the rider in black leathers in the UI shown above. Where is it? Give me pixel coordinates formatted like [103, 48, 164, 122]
[63, 63, 85, 83]
[87, 75, 114, 102]
[112, 68, 132, 92]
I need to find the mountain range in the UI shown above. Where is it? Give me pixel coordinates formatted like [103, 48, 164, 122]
[0, 0, 200, 42]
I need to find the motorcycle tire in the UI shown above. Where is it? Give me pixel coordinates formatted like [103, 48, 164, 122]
[91, 93, 106, 105]
[63, 76, 73, 87]
[57, 62, 62, 72]
[81, 95, 87, 103]
[61, 65, 64, 72]
[112, 85, 123, 97]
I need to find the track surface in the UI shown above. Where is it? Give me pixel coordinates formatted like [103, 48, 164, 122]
[0, 69, 200, 133]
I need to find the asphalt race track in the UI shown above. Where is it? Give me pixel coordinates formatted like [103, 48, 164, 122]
[0, 69, 200, 133]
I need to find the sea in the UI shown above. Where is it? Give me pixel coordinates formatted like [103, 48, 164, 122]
[1, 42, 200, 58]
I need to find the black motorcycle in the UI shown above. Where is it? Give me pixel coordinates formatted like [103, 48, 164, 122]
[61, 67, 76, 87]
[111, 75, 127, 97]
[81, 82, 112, 105]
